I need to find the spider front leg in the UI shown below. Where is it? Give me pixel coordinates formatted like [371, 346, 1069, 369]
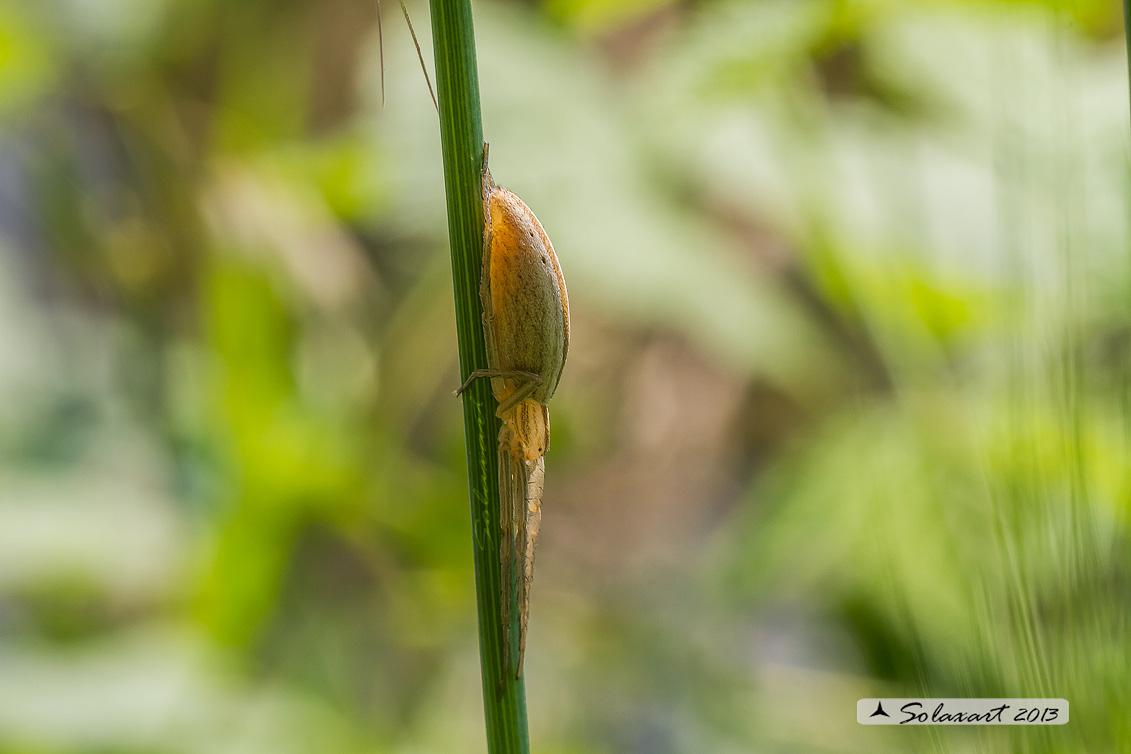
[497, 424, 525, 680]
[516, 455, 543, 678]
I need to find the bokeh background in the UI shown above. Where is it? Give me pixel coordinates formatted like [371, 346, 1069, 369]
[1, 0, 1130, 751]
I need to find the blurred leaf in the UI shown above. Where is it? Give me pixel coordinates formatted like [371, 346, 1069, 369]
[0, 5, 56, 119]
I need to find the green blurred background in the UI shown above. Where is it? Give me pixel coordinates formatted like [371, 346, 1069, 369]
[0, 0, 1129, 751]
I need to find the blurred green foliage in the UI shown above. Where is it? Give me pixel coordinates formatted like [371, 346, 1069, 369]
[0, 0, 1128, 752]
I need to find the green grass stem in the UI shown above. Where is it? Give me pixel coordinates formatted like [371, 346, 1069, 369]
[427, 1, 531, 751]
